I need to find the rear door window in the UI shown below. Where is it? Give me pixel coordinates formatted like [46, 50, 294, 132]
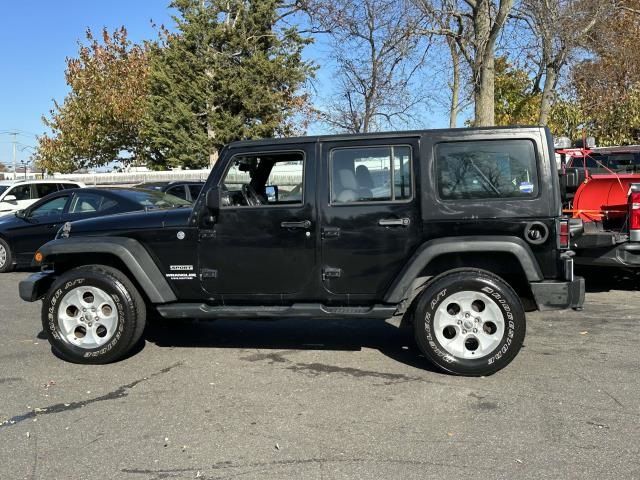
[436, 140, 539, 200]
[68, 192, 119, 214]
[165, 185, 188, 200]
[35, 183, 59, 198]
[188, 184, 203, 200]
[330, 146, 413, 203]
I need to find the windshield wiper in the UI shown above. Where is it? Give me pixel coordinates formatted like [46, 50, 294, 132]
[468, 158, 501, 196]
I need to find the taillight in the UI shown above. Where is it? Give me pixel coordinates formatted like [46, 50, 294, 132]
[558, 218, 570, 249]
[629, 185, 640, 241]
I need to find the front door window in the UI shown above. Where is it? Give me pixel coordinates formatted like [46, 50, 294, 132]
[222, 152, 304, 207]
[29, 196, 68, 220]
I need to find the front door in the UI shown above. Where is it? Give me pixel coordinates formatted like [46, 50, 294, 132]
[320, 138, 422, 300]
[11, 194, 70, 262]
[199, 146, 317, 300]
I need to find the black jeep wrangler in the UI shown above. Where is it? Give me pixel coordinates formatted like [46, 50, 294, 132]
[20, 127, 584, 376]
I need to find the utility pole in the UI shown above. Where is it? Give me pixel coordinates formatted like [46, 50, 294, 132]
[10, 132, 17, 181]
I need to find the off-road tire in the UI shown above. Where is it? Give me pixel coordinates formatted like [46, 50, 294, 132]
[0, 238, 14, 273]
[41, 265, 146, 364]
[413, 268, 526, 376]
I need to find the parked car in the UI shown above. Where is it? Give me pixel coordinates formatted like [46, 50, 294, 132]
[20, 127, 583, 376]
[0, 179, 85, 216]
[136, 180, 204, 202]
[0, 187, 191, 273]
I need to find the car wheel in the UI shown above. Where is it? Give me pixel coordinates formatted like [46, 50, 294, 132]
[413, 268, 526, 376]
[0, 238, 14, 273]
[41, 265, 146, 364]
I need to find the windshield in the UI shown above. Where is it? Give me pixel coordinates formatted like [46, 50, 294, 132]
[0, 186, 9, 197]
[118, 189, 192, 209]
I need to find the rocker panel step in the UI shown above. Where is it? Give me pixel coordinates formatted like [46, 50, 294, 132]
[156, 303, 398, 320]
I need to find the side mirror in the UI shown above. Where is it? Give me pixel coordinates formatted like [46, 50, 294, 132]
[15, 209, 26, 219]
[4, 195, 17, 203]
[206, 187, 220, 218]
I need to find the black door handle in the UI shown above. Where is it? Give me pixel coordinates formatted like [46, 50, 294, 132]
[47, 224, 59, 230]
[280, 220, 311, 229]
[378, 218, 410, 227]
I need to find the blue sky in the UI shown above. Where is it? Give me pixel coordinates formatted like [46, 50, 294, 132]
[0, 0, 174, 168]
[0, 1, 446, 170]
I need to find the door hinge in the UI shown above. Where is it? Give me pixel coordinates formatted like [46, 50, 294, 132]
[322, 267, 342, 280]
[321, 227, 341, 239]
[200, 268, 218, 280]
[199, 230, 216, 240]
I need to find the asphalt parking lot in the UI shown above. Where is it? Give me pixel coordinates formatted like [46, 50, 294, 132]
[0, 270, 639, 480]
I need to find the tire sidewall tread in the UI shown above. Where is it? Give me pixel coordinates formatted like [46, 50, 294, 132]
[42, 265, 146, 364]
[0, 237, 13, 273]
[414, 268, 526, 376]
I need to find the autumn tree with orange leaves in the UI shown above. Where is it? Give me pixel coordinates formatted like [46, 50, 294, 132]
[36, 27, 149, 173]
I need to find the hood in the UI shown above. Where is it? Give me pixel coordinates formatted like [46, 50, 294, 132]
[66, 207, 192, 237]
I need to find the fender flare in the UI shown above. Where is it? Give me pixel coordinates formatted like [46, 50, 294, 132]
[384, 236, 544, 303]
[39, 237, 177, 304]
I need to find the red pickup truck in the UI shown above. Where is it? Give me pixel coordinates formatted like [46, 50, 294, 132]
[557, 143, 640, 268]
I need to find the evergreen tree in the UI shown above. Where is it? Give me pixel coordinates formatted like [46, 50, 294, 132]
[143, 0, 314, 169]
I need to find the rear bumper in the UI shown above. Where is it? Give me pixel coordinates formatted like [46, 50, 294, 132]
[19, 271, 56, 302]
[574, 242, 640, 267]
[530, 251, 584, 310]
[530, 277, 585, 311]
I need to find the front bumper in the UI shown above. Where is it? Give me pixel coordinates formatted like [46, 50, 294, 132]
[19, 271, 57, 302]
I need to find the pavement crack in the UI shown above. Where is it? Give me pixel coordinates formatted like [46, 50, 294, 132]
[122, 456, 497, 479]
[572, 369, 625, 408]
[0, 362, 183, 430]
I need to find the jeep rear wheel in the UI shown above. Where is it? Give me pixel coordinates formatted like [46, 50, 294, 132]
[42, 265, 146, 364]
[413, 269, 526, 376]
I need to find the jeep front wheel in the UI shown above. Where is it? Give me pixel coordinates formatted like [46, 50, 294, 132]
[413, 269, 526, 376]
[42, 265, 146, 364]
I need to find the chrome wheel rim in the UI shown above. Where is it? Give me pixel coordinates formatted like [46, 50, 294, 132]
[433, 290, 505, 360]
[57, 286, 119, 349]
[0, 244, 6, 269]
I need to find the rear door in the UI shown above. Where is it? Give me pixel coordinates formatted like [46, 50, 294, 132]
[319, 137, 422, 299]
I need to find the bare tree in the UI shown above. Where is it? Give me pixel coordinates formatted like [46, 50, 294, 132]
[416, 0, 514, 126]
[310, 0, 428, 133]
[515, 0, 614, 125]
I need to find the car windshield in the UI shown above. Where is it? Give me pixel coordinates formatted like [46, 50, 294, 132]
[0, 186, 9, 196]
[118, 189, 192, 209]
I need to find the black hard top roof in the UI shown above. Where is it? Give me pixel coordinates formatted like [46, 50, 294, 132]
[226, 126, 547, 149]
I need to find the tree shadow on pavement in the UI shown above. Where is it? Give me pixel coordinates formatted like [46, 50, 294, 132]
[144, 317, 439, 373]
